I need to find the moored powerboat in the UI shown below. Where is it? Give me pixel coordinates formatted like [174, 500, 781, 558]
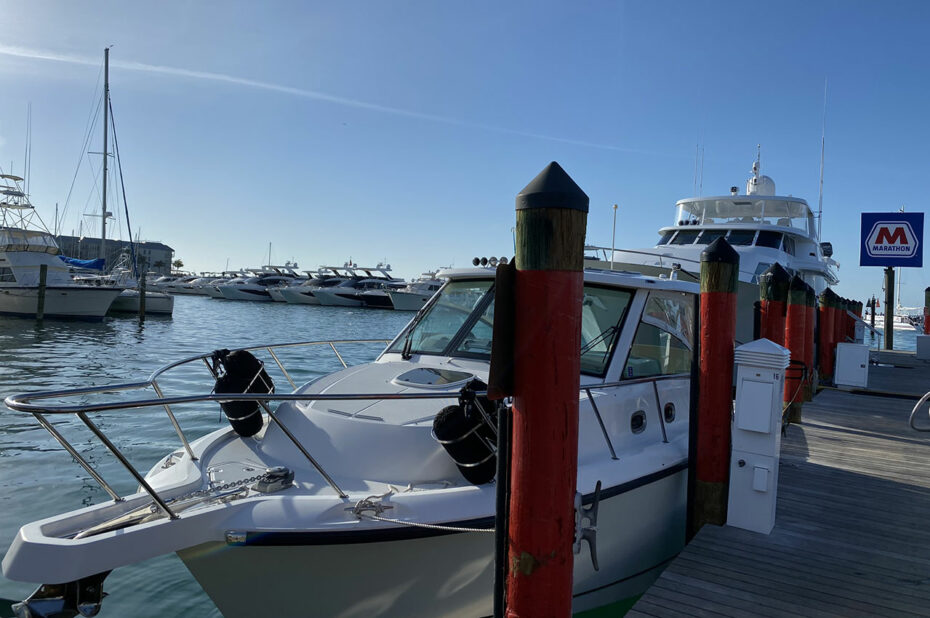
[586, 158, 839, 343]
[388, 271, 445, 311]
[279, 267, 351, 305]
[0, 175, 122, 319]
[3, 266, 697, 617]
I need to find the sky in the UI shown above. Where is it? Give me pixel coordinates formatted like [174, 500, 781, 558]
[0, 1, 928, 304]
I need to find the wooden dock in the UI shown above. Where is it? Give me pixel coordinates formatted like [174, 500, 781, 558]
[628, 351, 930, 617]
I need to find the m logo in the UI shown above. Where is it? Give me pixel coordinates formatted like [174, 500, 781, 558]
[866, 221, 918, 258]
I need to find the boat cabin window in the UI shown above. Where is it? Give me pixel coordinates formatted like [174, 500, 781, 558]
[389, 279, 634, 376]
[670, 230, 700, 245]
[622, 290, 694, 380]
[696, 229, 726, 245]
[782, 235, 796, 256]
[656, 231, 674, 246]
[0, 229, 60, 255]
[726, 230, 756, 246]
[0, 266, 15, 282]
[755, 231, 783, 249]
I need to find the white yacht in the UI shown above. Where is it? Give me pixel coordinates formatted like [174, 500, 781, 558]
[279, 267, 352, 305]
[313, 264, 401, 307]
[388, 271, 445, 311]
[218, 270, 300, 302]
[587, 159, 839, 343]
[0, 176, 122, 319]
[4, 267, 696, 617]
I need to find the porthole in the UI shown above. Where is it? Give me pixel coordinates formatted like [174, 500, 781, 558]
[664, 402, 676, 423]
[631, 411, 647, 434]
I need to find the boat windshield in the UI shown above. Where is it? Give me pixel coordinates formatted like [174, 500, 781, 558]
[0, 228, 60, 254]
[675, 198, 814, 236]
[389, 278, 635, 375]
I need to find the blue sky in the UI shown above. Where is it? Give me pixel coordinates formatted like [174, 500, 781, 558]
[0, 1, 928, 305]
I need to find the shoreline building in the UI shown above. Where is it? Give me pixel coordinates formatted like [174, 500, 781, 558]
[55, 235, 175, 275]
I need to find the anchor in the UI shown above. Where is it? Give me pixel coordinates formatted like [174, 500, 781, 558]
[573, 480, 601, 571]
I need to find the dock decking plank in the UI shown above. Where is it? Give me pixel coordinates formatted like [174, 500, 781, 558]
[628, 362, 930, 616]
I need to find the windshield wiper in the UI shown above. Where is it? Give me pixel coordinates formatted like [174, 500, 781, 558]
[581, 325, 618, 355]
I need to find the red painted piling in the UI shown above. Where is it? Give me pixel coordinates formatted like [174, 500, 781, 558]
[803, 284, 816, 401]
[691, 237, 739, 533]
[759, 263, 790, 346]
[845, 298, 855, 342]
[506, 162, 588, 618]
[924, 288, 930, 335]
[784, 276, 808, 423]
[818, 291, 835, 384]
[833, 295, 846, 349]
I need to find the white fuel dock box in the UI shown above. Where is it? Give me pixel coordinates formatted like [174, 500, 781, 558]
[728, 338, 791, 535]
[835, 343, 869, 388]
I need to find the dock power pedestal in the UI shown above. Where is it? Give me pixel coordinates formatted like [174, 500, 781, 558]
[727, 338, 791, 534]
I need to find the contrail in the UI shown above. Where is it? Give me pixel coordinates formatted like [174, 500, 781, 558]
[0, 44, 671, 156]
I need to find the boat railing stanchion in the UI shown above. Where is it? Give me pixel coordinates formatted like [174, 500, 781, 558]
[151, 379, 197, 462]
[266, 347, 296, 390]
[257, 401, 347, 499]
[329, 342, 347, 368]
[76, 412, 177, 519]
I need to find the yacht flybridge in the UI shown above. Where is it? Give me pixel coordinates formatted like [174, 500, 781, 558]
[587, 160, 838, 342]
[3, 267, 697, 617]
[0, 174, 122, 319]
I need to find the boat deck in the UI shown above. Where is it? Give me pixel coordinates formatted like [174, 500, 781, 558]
[628, 350, 930, 617]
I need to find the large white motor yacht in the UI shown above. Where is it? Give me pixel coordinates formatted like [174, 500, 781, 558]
[3, 267, 696, 617]
[313, 264, 402, 307]
[278, 267, 352, 305]
[218, 271, 300, 301]
[388, 271, 445, 311]
[0, 175, 123, 319]
[587, 160, 839, 343]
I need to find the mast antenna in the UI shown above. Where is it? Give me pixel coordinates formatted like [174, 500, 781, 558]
[817, 79, 827, 240]
[100, 47, 110, 261]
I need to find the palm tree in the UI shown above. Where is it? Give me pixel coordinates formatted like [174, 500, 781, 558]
[172, 259, 184, 270]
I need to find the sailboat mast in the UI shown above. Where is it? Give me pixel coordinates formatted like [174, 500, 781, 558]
[100, 48, 109, 261]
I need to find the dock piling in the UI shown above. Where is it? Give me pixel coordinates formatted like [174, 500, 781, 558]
[783, 275, 808, 423]
[36, 264, 47, 321]
[506, 162, 588, 617]
[758, 263, 789, 346]
[924, 287, 930, 335]
[819, 291, 835, 384]
[884, 268, 894, 349]
[803, 283, 816, 401]
[691, 237, 739, 534]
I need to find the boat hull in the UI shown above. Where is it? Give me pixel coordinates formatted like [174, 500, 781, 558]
[313, 289, 365, 307]
[178, 469, 686, 618]
[108, 289, 175, 315]
[280, 287, 321, 304]
[388, 290, 432, 311]
[0, 285, 122, 320]
[219, 287, 274, 301]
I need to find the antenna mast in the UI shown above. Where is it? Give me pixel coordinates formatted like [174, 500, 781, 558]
[817, 79, 827, 240]
[100, 47, 110, 261]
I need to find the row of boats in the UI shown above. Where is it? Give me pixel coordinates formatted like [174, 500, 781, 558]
[151, 264, 445, 311]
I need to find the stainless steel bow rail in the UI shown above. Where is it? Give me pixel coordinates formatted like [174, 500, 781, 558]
[4, 337, 672, 520]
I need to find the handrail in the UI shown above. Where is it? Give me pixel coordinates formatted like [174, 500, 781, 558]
[909, 390, 930, 432]
[3, 336, 685, 521]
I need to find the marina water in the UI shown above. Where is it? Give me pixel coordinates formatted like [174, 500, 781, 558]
[0, 296, 411, 616]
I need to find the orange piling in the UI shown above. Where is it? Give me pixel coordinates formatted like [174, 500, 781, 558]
[506, 162, 588, 617]
[784, 275, 808, 423]
[759, 263, 790, 346]
[691, 237, 739, 533]
[818, 291, 836, 384]
[803, 284, 816, 401]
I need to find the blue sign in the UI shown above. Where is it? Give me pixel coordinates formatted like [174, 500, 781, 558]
[860, 212, 924, 267]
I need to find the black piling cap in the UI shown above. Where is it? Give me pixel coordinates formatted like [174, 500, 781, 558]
[759, 263, 791, 302]
[700, 237, 739, 264]
[516, 161, 589, 212]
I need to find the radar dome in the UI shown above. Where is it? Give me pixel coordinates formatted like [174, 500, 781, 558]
[746, 174, 775, 196]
